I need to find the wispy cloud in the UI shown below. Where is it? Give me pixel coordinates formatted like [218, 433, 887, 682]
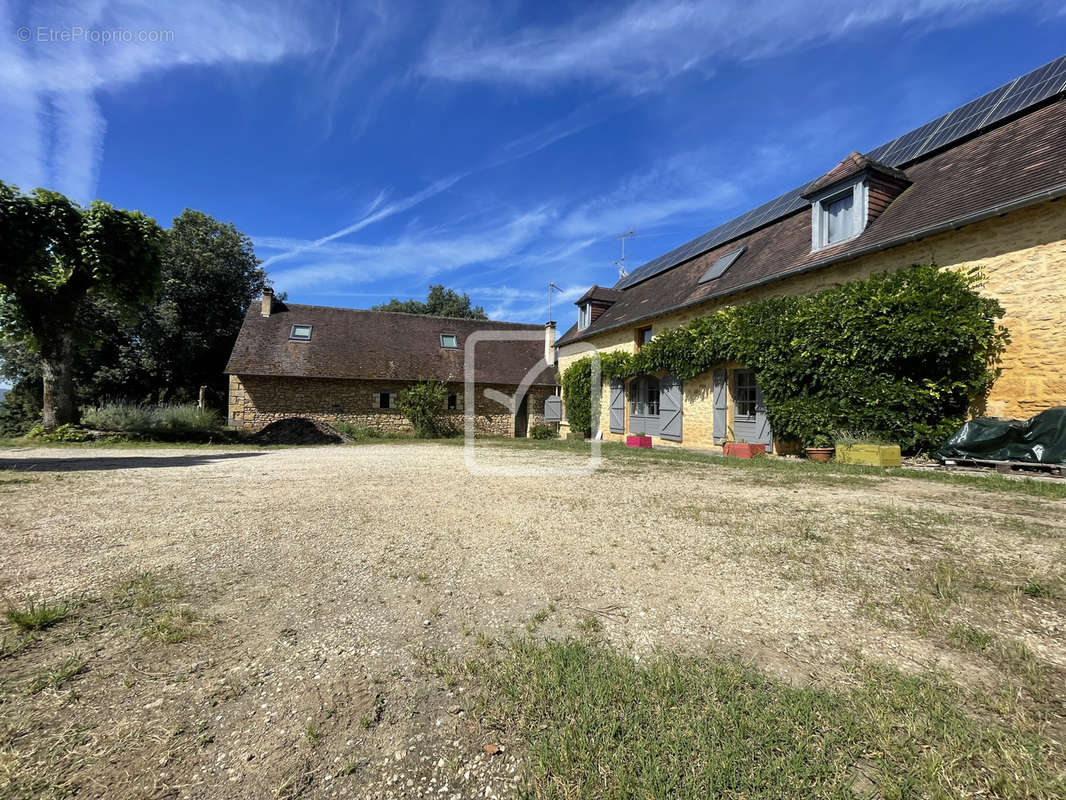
[261, 208, 554, 293]
[262, 101, 607, 269]
[261, 173, 469, 268]
[0, 0, 320, 202]
[419, 0, 1025, 91]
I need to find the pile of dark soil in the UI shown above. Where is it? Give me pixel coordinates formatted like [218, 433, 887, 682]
[250, 417, 349, 445]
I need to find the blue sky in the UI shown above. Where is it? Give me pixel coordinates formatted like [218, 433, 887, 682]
[2, 0, 1065, 329]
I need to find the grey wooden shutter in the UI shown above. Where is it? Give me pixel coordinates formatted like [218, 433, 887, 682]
[544, 395, 562, 422]
[712, 369, 727, 444]
[609, 380, 625, 434]
[754, 384, 773, 452]
[659, 375, 683, 441]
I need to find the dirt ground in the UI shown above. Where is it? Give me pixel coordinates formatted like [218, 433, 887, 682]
[1, 442, 1064, 799]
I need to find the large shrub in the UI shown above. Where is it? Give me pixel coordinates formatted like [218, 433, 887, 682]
[81, 401, 221, 434]
[593, 266, 1008, 453]
[398, 380, 455, 438]
[81, 401, 158, 432]
[157, 405, 221, 433]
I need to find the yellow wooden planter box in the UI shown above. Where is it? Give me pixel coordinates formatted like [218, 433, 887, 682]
[835, 443, 902, 467]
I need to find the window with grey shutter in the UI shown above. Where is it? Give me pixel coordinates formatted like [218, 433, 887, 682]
[712, 369, 727, 444]
[609, 380, 625, 433]
[659, 376, 683, 441]
[544, 395, 562, 422]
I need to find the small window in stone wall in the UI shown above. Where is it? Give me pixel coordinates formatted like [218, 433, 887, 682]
[440, 333, 458, 349]
[378, 391, 396, 409]
[447, 393, 457, 410]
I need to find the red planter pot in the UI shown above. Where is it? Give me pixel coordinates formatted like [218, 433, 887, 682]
[626, 435, 653, 448]
[723, 442, 766, 459]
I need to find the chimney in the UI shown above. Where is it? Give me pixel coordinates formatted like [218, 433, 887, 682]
[261, 287, 274, 317]
[544, 321, 556, 366]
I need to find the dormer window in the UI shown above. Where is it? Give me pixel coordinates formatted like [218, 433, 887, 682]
[573, 285, 621, 332]
[804, 152, 910, 254]
[811, 181, 865, 251]
[440, 333, 458, 349]
[289, 324, 312, 341]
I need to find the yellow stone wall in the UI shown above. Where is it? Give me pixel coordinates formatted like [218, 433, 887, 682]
[557, 198, 1066, 447]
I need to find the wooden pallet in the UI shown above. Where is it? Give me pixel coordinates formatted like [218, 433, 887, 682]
[941, 457, 1064, 477]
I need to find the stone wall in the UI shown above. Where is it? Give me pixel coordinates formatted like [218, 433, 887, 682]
[558, 198, 1066, 448]
[229, 375, 555, 438]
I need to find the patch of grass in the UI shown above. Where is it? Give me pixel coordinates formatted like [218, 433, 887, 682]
[0, 632, 34, 660]
[492, 438, 1066, 499]
[989, 638, 1048, 695]
[303, 724, 322, 744]
[141, 608, 200, 644]
[330, 421, 409, 441]
[1020, 579, 1059, 599]
[0, 473, 37, 487]
[467, 637, 1066, 800]
[947, 624, 995, 652]
[4, 598, 71, 632]
[574, 614, 603, 636]
[929, 560, 961, 601]
[112, 572, 204, 643]
[526, 603, 555, 632]
[25, 654, 87, 694]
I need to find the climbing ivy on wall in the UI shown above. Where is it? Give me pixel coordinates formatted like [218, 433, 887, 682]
[563, 265, 1008, 453]
[560, 355, 596, 436]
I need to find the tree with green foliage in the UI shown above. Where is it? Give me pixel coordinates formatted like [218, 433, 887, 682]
[373, 285, 487, 319]
[0, 206, 266, 431]
[110, 208, 266, 403]
[0, 182, 163, 427]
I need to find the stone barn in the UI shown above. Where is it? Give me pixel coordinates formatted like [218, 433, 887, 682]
[226, 291, 558, 437]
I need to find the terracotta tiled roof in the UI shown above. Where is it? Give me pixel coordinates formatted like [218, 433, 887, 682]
[226, 304, 555, 386]
[558, 96, 1066, 346]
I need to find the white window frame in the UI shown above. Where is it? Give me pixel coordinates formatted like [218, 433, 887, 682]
[578, 303, 591, 330]
[289, 324, 313, 341]
[440, 333, 458, 349]
[377, 391, 397, 410]
[810, 178, 867, 252]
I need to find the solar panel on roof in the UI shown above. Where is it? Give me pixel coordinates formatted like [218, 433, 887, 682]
[614, 54, 1066, 291]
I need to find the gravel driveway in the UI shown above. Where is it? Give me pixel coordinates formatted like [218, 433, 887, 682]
[2, 442, 1064, 798]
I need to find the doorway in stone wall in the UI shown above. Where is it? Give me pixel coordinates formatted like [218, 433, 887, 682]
[514, 393, 529, 437]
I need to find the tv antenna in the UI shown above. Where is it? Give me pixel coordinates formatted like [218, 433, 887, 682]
[547, 281, 563, 323]
[614, 229, 635, 278]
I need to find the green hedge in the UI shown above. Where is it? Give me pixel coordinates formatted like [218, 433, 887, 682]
[564, 266, 1007, 453]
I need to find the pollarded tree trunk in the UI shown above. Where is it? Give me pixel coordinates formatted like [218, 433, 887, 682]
[40, 331, 76, 428]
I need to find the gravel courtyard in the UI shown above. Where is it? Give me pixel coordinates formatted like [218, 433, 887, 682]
[1, 441, 1064, 798]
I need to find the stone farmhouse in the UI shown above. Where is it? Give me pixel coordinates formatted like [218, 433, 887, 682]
[554, 55, 1066, 452]
[226, 289, 557, 436]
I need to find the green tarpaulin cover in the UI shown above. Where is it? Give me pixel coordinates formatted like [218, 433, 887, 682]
[937, 407, 1066, 464]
